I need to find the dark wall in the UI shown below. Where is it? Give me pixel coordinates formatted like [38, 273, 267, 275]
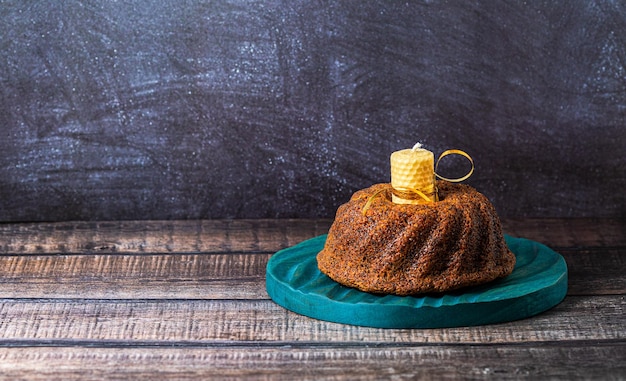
[1, 0, 624, 221]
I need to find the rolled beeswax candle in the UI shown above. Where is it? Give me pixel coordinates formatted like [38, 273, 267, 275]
[390, 143, 436, 204]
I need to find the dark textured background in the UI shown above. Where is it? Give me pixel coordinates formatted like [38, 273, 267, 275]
[0, 0, 624, 221]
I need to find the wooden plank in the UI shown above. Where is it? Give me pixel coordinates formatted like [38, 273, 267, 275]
[561, 248, 626, 295]
[0, 253, 270, 300]
[0, 218, 620, 379]
[0, 296, 622, 345]
[0, 343, 623, 381]
[0, 248, 622, 300]
[501, 218, 626, 248]
[0, 247, 622, 300]
[0, 219, 333, 255]
[0, 219, 623, 256]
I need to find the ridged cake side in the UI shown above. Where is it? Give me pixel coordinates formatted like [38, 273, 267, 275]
[316, 181, 516, 295]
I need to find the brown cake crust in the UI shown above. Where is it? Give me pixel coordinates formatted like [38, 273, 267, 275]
[316, 181, 516, 295]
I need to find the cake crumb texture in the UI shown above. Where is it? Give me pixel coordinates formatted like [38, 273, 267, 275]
[317, 181, 516, 295]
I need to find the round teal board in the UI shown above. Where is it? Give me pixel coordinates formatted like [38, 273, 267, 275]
[266, 235, 568, 328]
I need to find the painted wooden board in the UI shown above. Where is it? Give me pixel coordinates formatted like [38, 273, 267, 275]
[266, 235, 568, 328]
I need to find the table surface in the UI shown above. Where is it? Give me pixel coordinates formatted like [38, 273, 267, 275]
[0, 218, 623, 380]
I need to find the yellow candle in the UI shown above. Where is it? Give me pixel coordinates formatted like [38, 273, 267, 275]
[390, 142, 436, 204]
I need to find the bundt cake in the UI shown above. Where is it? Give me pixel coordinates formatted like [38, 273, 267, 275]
[316, 181, 516, 295]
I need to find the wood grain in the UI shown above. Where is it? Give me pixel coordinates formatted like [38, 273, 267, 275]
[0, 253, 270, 300]
[0, 344, 623, 381]
[0, 218, 622, 379]
[1, 218, 622, 255]
[0, 296, 622, 345]
[0, 249, 621, 300]
[502, 218, 626, 248]
[0, 219, 333, 255]
[0, 219, 622, 301]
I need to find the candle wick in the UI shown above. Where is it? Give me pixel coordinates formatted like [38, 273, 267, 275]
[412, 142, 423, 151]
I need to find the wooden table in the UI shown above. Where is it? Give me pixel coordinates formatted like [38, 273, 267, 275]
[0, 219, 623, 379]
